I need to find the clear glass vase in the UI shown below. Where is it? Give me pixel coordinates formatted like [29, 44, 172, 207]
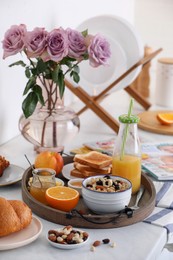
[19, 105, 80, 153]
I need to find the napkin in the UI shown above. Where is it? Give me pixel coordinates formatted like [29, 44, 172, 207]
[144, 207, 173, 242]
[143, 181, 173, 243]
[153, 181, 173, 209]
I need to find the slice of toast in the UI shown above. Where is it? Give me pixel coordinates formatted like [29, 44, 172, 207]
[74, 162, 111, 174]
[70, 168, 111, 179]
[70, 169, 84, 178]
[81, 170, 111, 178]
[74, 151, 112, 169]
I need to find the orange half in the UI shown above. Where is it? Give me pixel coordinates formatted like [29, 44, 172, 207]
[45, 186, 79, 212]
[157, 113, 173, 125]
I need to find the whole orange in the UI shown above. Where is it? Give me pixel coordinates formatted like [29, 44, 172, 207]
[34, 151, 64, 176]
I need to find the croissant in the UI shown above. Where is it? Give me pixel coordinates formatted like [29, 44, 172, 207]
[0, 197, 32, 237]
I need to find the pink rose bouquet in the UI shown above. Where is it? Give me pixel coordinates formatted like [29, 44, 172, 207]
[2, 24, 111, 118]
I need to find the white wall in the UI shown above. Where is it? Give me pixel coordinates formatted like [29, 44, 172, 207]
[0, 0, 134, 145]
[134, 0, 173, 102]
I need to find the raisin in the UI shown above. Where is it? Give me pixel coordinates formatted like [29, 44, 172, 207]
[96, 180, 103, 185]
[102, 238, 110, 244]
[114, 184, 120, 190]
[104, 175, 111, 179]
[86, 184, 93, 188]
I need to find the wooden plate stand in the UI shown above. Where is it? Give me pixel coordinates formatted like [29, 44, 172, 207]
[65, 48, 162, 133]
[22, 157, 156, 229]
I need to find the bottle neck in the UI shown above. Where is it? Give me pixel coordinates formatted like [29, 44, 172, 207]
[114, 122, 141, 157]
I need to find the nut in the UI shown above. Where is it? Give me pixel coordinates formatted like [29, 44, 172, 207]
[90, 245, 95, 252]
[83, 232, 89, 240]
[110, 242, 116, 248]
[92, 240, 101, 247]
[66, 233, 74, 242]
[57, 236, 64, 243]
[48, 234, 57, 242]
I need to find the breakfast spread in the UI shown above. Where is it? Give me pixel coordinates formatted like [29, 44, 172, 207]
[0, 156, 10, 177]
[0, 197, 32, 237]
[71, 151, 112, 178]
[85, 176, 130, 192]
[48, 225, 89, 245]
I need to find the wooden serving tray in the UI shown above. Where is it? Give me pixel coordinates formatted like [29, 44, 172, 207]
[22, 157, 156, 229]
[138, 110, 173, 135]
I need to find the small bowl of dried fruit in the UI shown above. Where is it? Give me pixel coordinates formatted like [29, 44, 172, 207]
[47, 225, 89, 249]
[82, 175, 132, 214]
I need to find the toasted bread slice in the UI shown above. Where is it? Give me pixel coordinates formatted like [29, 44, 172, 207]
[82, 170, 111, 178]
[70, 168, 111, 179]
[74, 151, 112, 169]
[74, 162, 111, 174]
[70, 169, 84, 178]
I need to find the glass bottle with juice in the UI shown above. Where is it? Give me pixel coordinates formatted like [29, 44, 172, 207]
[112, 111, 141, 194]
[30, 168, 56, 204]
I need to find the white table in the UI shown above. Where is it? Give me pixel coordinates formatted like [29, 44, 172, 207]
[0, 91, 172, 260]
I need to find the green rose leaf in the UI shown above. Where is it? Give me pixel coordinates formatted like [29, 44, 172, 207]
[23, 76, 36, 95]
[22, 92, 38, 118]
[83, 53, 89, 60]
[58, 71, 65, 98]
[9, 60, 26, 67]
[36, 59, 48, 73]
[52, 65, 60, 83]
[33, 85, 45, 106]
[73, 65, 79, 73]
[81, 29, 88, 37]
[25, 67, 31, 78]
[72, 71, 80, 83]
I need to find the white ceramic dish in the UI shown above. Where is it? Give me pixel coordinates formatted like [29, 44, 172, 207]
[68, 178, 83, 196]
[0, 216, 42, 250]
[55, 177, 65, 186]
[47, 228, 89, 250]
[75, 15, 144, 96]
[62, 163, 84, 180]
[0, 164, 25, 187]
[82, 175, 132, 214]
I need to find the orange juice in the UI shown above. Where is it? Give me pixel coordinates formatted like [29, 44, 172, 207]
[30, 182, 55, 204]
[112, 154, 141, 194]
[30, 168, 56, 204]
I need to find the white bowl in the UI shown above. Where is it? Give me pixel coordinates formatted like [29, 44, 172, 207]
[82, 175, 132, 214]
[68, 178, 83, 196]
[55, 178, 65, 186]
[47, 227, 89, 249]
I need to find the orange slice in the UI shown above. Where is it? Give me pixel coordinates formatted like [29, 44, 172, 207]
[45, 186, 79, 212]
[157, 113, 173, 125]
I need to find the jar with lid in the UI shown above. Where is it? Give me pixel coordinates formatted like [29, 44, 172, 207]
[112, 114, 141, 194]
[30, 168, 56, 204]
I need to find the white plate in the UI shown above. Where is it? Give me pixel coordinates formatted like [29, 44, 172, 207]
[75, 15, 144, 96]
[47, 228, 89, 250]
[0, 216, 42, 250]
[0, 164, 25, 187]
[62, 163, 83, 180]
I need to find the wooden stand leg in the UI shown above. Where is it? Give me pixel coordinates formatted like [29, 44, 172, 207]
[65, 48, 162, 133]
[125, 85, 151, 110]
[65, 80, 119, 132]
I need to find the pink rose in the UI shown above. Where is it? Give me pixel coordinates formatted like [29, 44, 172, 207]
[24, 27, 48, 58]
[2, 24, 26, 59]
[66, 28, 87, 59]
[88, 34, 111, 67]
[44, 28, 69, 62]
